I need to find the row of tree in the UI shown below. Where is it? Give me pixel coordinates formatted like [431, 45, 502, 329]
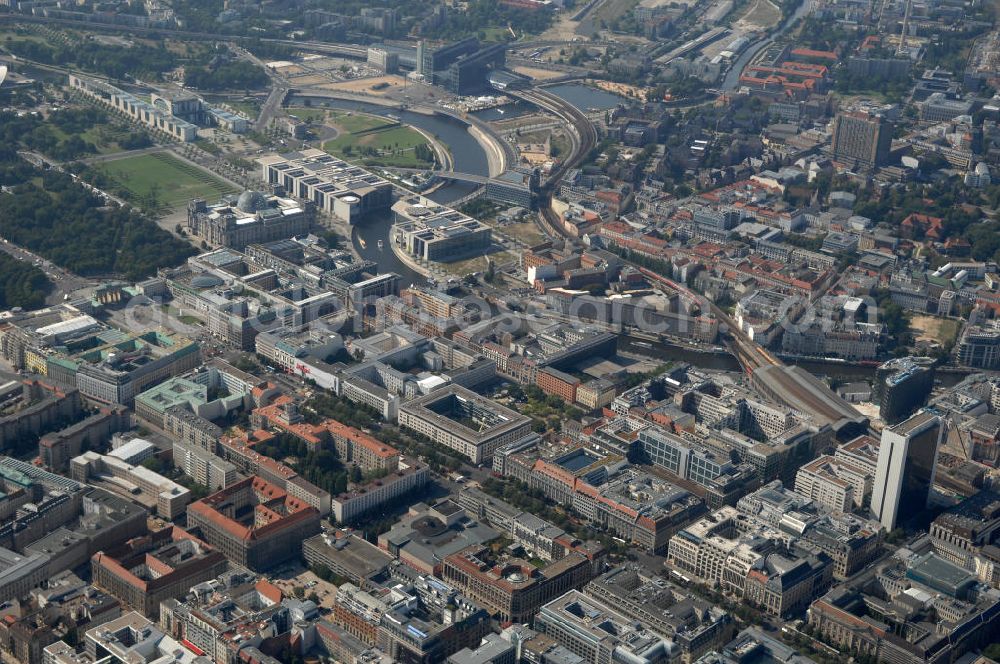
[4, 38, 178, 80]
[424, 0, 555, 39]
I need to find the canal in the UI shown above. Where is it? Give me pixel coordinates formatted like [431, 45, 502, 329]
[722, 0, 814, 91]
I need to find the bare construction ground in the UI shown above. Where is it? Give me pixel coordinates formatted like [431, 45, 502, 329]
[734, 0, 782, 30]
[512, 65, 569, 81]
[316, 75, 410, 96]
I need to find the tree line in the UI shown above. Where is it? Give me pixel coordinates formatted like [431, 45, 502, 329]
[4, 39, 179, 80]
[424, 0, 555, 39]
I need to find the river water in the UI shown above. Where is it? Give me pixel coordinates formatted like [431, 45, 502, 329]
[287, 95, 492, 284]
[471, 100, 532, 122]
[291, 86, 620, 284]
[619, 335, 968, 387]
[544, 83, 628, 111]
[290, 91, 960, 386]
[722, 0, 814, 91]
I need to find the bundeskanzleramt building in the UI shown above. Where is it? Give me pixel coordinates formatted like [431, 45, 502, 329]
[398, 385, 532, 465]
[258, 149, 392, 224]
[69, 74, 198, 141]
[186, 476, 321, 571]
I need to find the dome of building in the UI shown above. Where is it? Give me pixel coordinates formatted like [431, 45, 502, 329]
[237, 190, 268, 213]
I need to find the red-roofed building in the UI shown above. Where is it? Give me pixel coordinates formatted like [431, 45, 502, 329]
[900, 213, 944, 240]
[323, 419, 399, 472]
[186, 476, 321, 571]
[91, 527, 227, 619]
[251, 397, 400, 472]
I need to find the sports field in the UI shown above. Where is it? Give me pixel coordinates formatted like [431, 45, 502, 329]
[323, 112, 434, 168]
[93, 152, 239, 214]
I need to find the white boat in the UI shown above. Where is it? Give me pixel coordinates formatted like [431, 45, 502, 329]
[377, 240, 384, 250]
[497, 108, 505, 115]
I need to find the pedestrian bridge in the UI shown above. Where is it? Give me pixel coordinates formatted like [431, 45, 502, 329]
[388, 168, 490, 185]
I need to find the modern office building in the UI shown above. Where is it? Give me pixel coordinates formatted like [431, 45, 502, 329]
[258, 149, 393, 224]
[186, 476, 321, 570]
[71, 332, 201, 407]
[419, 37, 480, 81]
[331, 461, 429, 523]
[81, 611, 209, 664]
[163, 405, 224, 453]
[808, 545, 1000, 664]
[585, 565, 735, 663]
[486, 169, 538, 208]
[172, 438, 238, 490]
[134, 371, 249, 429]
[957, 319, 1000, 369]
[636, 427, 757, 502]
[871, 411, 943, 530]
[38, 405, 131, 472]
[3, 311, 201, 408]
[874, 357, 936, 425]
[391, 196, 493, 263]
[302, 531, 394, 590]
[0, 547, 50, 604]
[398, 385, 533, 464]
[794, 455, 872, 513]
[447, 633, 516, 664]
[831, 110, 893, 169]
[379, 499, 502, 576]
[534, 590, 674, 664]
[697, 628, 819, 664]
[70, 450, 191, 520]
[442, 43, 507, 94]
[0, 374, 82, 456]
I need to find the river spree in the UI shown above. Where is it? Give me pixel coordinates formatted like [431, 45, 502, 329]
[286, 95, 493, 283]
[544, 83, 627, 111]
